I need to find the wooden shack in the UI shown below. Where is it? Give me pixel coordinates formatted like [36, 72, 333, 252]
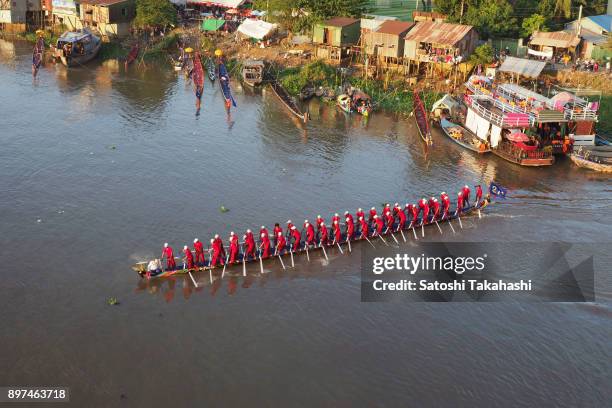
[363, 20, 414, 62]
[313, 17, 360, 61]
[79, 0, 135, 38]
[403, 21, 478, 63]
[528, 31, 580, 60]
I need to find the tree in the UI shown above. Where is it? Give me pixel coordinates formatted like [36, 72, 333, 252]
[134, 0, 177, 29]
[520, 14, 549, 38]
[296, 0, 370, 20]
[464, 0, 517, 39]
[469, 43, 494, 65]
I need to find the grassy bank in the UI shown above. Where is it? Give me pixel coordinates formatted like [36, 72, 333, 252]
[278, 60, 442, 116]
[599, 94, 612, 136]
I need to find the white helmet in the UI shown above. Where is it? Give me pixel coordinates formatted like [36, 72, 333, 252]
[405, 203, 410, 207]
[434, 198, 438, 202]
[465, 185, 469, 188]
[304, 219, 309, 223]
[344, 211, 349, 215]
[214, 234, 219, 239]
[287, 220, 292, 224]
[373, 215, 378, 219]
[210, 239, 214, 243]
[230, 231, 235, 235]
[317, 215, 321, 218]
[164, 243, 168, 248]
[358, 216, 363, 220]
[194, 238, 198, 243]
[184, 245, 188, 250]
[421, 199, 426, 203]
[371, 207, 375, 210]
[394, 202, 399, 207]
[458, 192, 462, 196]
[441, 192, 446, 195]
[247, 229, 251, 233]
[334, 213, 339, 217]
[291, 226, 296, 230]
[358, 208, 362, 212]
[261, 225, 266, 230]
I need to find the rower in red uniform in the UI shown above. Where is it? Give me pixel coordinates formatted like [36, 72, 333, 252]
[359, 216, 369, 238]
[259, 226, 269, 240]
[193, 238, 205, 265]
[345, 215, 355, 240]
[393, 203, 401, 216]
[344, 211, 354, 225]
[319, 222, 329, 246]
[275, 232, 286, 254]
[440, 192, 451, 218]
[273, 223, 282, 247]
[316, 215, 325, 230]
[290, 226, 301, 251]
[462, 185, 471, 207]
[419, 199, 430, 225]
[210, 238, 222, 267]
[368, 207, 377, 224]
[356, 208, 365, 222]
[304, 220, 316, 246]
[431, 198, 441, 220]
[384, 210, 395, 232]
[286, 220, 294, 233]
[245, 229, 256, 260]
[373, 215, 384, 236]
[455, 192, 464, 216]
[475, 185, 483, 207]
[260, 232, 271, 258]
[331, 213, 340, 226]
[214, 234, 226, 261]
[229, 232, 239, 263]
[162, 243, 176, 270]
[396, 206, 407, 231]
[332, 220, 342, 244]
[405, 203, 416, 226]
[183, 245, 195, 269]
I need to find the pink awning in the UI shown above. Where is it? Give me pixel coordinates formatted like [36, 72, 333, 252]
[506, 132, 529, 142]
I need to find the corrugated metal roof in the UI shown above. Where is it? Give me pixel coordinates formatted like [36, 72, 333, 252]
[376, 20, 414, 36]
[587, 14, 612, 32]
[79, 0, 130, 4]
[403, 21, 474, 46]
[498, 57, 546, 79]
[530, 31, 580, 48]
[323, 17, 359, 27]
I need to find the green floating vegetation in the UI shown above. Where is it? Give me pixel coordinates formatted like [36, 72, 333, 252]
[219, 205, 229, 213]
[107, 297, 119, 306]
[279, 60, 338, 95]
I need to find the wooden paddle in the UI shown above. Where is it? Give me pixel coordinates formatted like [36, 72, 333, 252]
[242, 244, 247, 277]
[305, 242, 310, 261]
[364, 236, 376, 248]
[320, 242, 329, 261]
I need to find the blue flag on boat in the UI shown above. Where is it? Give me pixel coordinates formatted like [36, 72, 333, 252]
[489, 182, 507, 198]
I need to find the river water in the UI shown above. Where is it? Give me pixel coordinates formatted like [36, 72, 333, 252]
[1, 39, 610, 407]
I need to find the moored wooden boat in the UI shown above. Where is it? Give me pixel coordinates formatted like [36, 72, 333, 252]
[440, 118, 490, 154]
[413, 90, 433, 146]
[132, 199, 490, 279]
[337, 94, 352, 113]
[490, 140, 554, 166]
[51, 28, 101, 67]
[125, 44, 139, 67]
[241, 59, 264, 87]
[569, 146, 612, 172]
[271, 80, 309, 123]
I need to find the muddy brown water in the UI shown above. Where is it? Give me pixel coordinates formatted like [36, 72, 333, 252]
[1, 40, 610, 407]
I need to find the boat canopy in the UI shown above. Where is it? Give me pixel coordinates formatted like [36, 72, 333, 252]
[431, 94, 459, 114]
[58, 28, 96, 44]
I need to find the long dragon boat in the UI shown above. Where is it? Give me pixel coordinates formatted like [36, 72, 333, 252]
[132, 198, 490, 280]
[218, 62, 237, 110]
[413, 90, 433, 146]
[271, 80, 309, 123]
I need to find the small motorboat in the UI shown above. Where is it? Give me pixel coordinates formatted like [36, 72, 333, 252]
[337, 94, 352, 113]
[51, 28, 101, 67]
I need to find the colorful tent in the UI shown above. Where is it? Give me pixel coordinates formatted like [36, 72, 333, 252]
[201, 19, 226, 32]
